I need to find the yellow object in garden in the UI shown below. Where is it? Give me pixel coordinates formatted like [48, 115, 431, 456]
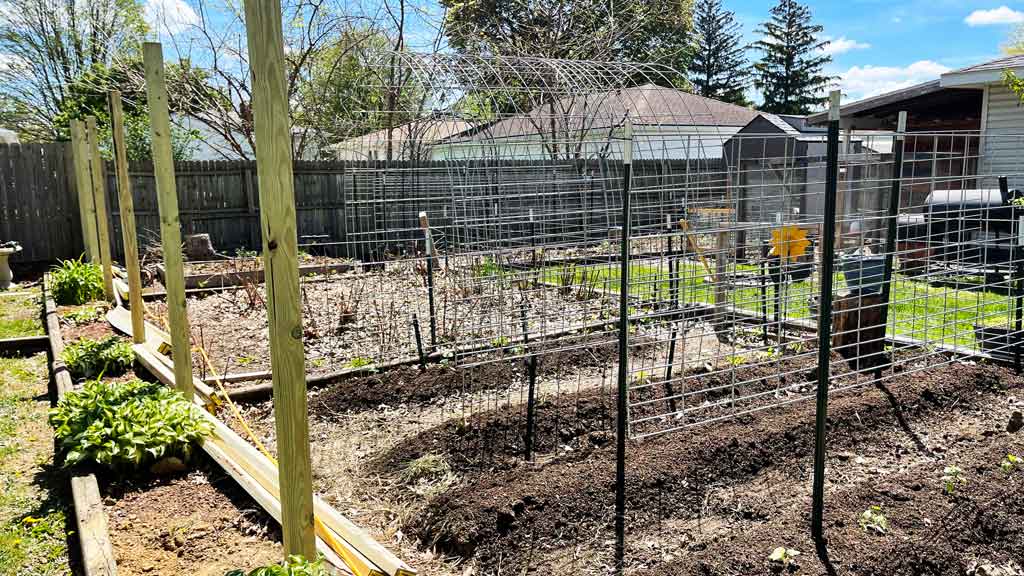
[769, 226, 811, 262]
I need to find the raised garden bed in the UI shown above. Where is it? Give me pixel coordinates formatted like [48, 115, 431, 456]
[47, 292, 284, 576]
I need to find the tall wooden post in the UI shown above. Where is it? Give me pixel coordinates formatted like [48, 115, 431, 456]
[109, 91, 147, 343]
[241, 1, 316, 559]
[70, 120, 100, 262]
[142, 43, 194, 397]
[85, 117, 115, 300]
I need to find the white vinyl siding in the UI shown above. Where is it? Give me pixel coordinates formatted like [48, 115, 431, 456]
[983, 84, 1024, 188]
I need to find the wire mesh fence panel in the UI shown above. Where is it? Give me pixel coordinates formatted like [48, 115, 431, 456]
[156, 51, 1024, 575]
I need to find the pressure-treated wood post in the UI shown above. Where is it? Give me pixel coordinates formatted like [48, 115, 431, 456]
[142, 42, 194, 397]
[70, 120, 100, 262]
[85, 117, 115, 300]
[241, 1, 316, 559]
[109, 91, 147, 343]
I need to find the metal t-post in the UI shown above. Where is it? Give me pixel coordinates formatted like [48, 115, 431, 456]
[614, 120, 634, 575]
[811, 91, 842, 542]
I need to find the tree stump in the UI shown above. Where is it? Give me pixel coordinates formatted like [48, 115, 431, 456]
[182, 233, 223, 261]
[832, 293, 887, 370]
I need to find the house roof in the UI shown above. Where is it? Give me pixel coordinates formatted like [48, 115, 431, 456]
[443, 85, 758, 144]
[942, 54, 1024, 87]
[806, 80, 945, 125]
[329, 118, 476, 152]
[808, 54, 1024, 125]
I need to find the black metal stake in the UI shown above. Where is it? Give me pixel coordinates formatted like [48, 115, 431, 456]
[877, 112, 907, 379]
[760, 244, 770, 346]
[811, 91, 842, 543]
[412, 313, 427, 370]
[615, 122, 634, 575]
[420, 212, 438, 350]
[663, 323, 678, 414]
[520, 305, 538, 461]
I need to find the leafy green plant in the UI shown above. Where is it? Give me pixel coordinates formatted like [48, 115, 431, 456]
[61, 336, 135, 379]
[62, 304, 108, 326]
[943, 465, 966, 494]
[1001, 453, 1021, 474]
[235, 248, 260, 259]
[50, 257, 104, 305]
[345, 356, 375, 370]
[224, 555, 326, 576]
[858, 505, 889, 534]
[490, 336, 511, 348]
[768, 546, 800, 567]
[49, 379, 212, 470]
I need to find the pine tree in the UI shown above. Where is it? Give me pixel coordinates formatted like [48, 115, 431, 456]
[690, 0, 750, 106]
[752, 0, 832, 115]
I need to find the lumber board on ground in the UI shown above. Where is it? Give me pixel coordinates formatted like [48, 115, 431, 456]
[0, 334, 49, 355]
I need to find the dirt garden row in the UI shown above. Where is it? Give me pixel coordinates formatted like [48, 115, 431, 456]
[223, 337, 1024, 576]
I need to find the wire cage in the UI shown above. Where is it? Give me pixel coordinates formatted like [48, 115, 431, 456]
[174, 52, 1024, 575]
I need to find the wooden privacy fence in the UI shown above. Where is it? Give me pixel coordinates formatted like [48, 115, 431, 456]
[0, 150, 729, 263]
[0, 143, 83, 262]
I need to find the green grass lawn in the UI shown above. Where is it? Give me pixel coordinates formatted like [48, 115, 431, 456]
[0, 290, 43, 339]
[0, 354, 70, 575]
[543, 260, 1011, 349]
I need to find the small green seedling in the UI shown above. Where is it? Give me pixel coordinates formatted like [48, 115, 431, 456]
[769, 546, 800, 567]
[631, 370, 652, 385]
[490, 336, 511, 348]
[236, 355, 256, 367]
[858, 505, 889, 534]
[943, 465, 966, 494]
[1001, 453, 1020, 474]
[225, 554, 326, 576]
[345, 356, 375, 370]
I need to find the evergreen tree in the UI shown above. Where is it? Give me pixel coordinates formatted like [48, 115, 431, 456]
[752, 0, 832, 114]
[690, 0, 750, 105]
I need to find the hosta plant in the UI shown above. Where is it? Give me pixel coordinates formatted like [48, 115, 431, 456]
[225, 555, 326, 576]
[50, 257, 104, 305]
[61, 336, 135, 379]
[49, 378, 212, 470]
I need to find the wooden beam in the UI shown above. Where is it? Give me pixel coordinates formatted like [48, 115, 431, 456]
[108, 92, 147, 344]
[240, 2, 316, 558]
[70, 120, 99, 262]
[142, 43, 194, 398]
[85, 117, 115, 301]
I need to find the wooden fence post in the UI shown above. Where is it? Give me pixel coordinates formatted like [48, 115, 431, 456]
[241, 1, 316, 559]
[108, 91, 147, 343]
[85, 117, 115, 300]
[142, 42, 194, 397]
[70, 120, 100, 263]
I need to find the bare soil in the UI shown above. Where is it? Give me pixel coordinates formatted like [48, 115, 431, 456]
[408, 360, 1023, 575]
[102, 458, 282, 576]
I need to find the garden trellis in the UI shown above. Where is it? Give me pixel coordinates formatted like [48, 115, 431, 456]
[43, 46, 1024, 575]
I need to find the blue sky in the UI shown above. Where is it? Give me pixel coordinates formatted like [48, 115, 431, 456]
[142, 0, 1024, 104]
[729, 0, 1023, 101]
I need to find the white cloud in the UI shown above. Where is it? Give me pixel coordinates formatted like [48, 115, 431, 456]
[965, 6, 1024, 27]
[145, 0, 199, 35]
[822, 36, 872, 56]
[838, 60, 951, 101]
